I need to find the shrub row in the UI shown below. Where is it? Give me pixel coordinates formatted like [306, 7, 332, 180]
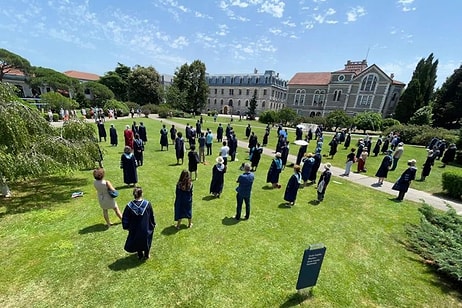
[383, 124, 458, 146]
[442, 171, 462, 199]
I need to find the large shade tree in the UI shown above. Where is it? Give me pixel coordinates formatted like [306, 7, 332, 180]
[354, 111, 383, 133]
[29, 66, 82, 98]
[171, 60, 208, 113]
[127, 65, 163, 105]
[394, 53, 438, 123]
[433, 65, 462, 128]
[0, 83, 101, 197]
[99, 63, 130, 102]
[83, 81, 114, 107]
[0, 48, 31, 82]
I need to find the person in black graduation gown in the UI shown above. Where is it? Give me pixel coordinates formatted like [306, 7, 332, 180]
[392, 159, 417, 201]
[216, 123, 224, 142]
[138, 122, 147, 144]
[97, 120, 107, 142]
[209, 156, 227, 197]
[174, 170, 194, 229]
[160, 124, 169, 151]
[120, 146, 138, 186]
[284, 165, 302, 207]
[109, 124, 118, 146]
[122, 187, 155, 260]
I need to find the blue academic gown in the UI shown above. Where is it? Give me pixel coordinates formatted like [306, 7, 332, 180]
[121, 153, 138, 184]
[284, 172, 301, 202]
[122, 200, 155, 254]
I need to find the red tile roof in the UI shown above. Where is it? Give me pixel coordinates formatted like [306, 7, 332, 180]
[64, 70, 100, 81]
[4, 68, 26, 76]
[288, 72, 331, 86]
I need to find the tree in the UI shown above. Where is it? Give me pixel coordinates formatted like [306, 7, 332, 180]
[29, 67, 81, 97]
[325, 110, 351, 130]
[0, 83, 100, 196]
[258, 110, 278, 124]
[99, 63, 130, 102]
[409, 105, 433, 126]
[0, 48, 31, 82]
[40, 91, 78, 112]
[277, 107, 298, 125]
[171, 60, 208, 113]
[127, 65, 163, 105]
[354, 111, 383, 133]
[433, 65, 462, 128]
[248, 90, 257, 118]
[83, 81, 114, 107]
[164, 85, 187, 110]
[394, 53, 438, 123]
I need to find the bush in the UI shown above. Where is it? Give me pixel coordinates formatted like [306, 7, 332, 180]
[383, 124, 458, 146]
[53, 113, 59, 122]
[442, 171, 462, 199]
[382, 118, 400, 130]
[141, 104, 159, 117]
[258, 110, 278, 124]
[158, 105, 172, 118]
[103, 99, 129, 117]
[406, 204, 462, 283]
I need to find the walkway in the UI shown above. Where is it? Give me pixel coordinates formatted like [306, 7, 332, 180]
[151, 115, 462, 214]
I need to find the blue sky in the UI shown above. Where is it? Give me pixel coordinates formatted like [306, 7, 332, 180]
[1, 0, 461, 87]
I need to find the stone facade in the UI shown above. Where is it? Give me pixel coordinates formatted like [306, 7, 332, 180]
[287, 60, 405, 118]
[205, 70, 288, 115]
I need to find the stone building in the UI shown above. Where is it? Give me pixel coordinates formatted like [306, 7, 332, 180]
[205, 69, 288, 115]
[287, 60, 405, 118]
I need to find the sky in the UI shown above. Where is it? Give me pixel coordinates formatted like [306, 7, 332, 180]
[1, 0, 461, 87]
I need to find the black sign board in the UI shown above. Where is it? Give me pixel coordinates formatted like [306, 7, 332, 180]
[296, 244, 326, 290]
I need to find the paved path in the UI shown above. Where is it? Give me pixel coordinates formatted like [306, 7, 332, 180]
[150, 115, 462, 214]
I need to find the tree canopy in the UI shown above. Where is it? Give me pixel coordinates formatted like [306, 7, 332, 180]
[29, 67, 81, 97]
[0, 83, 100, 184]
[171, 60, 208, 113]
[99, 63, 130, 102]
[325, 110, 351, 130]
[0, 48, 31, 82]
[40, 91, 79, 112]
[354, 111, 383, 133]
[83, 81, 114, 107]
[127, 65, 163, 105]
[248, 90, 257, 118]
[433, 65, 462, 128]
[394, 53, 438, 123]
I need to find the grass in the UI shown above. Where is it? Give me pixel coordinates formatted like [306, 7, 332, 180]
[0, 117, 461, 307]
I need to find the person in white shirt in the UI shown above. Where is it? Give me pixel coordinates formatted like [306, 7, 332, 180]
[219, 141, 230, 165]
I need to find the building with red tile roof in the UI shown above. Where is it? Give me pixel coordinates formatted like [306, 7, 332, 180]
[63, 70, 100, 82]
[287, 60, 406, 118]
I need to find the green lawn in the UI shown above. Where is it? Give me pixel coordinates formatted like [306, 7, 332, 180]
[0, 117, 460, 307]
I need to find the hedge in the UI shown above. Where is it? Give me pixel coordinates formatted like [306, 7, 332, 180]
[383, 124, 458, 146]
[442, 170, 462, 199]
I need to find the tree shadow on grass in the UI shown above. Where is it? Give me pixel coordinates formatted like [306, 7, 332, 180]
[108, 254, 144, 271]
[0, 176, 88, 218]
[222, 216, 239, 226]
[280, 290, 313, 307]
[168, 163, 182, 167]
[79, 223, 108, 234]
[432, 192, 462, 204]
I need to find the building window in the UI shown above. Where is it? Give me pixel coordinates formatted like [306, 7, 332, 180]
[208, 98, 210, 104]
[294, 89, 306, 106]
[245, 100, 249, 107]
[262, 101, 266, 108]
[333, 90, 342, 102]
[263, 89, 267, 95]
[310, 111, 316, 117]
[391, 92, 397, 101]
[338, 74, 345, 81]
[84, 88, 91, 95]
[214, 99, 217, 105]
[238, 89, 242, 95]
[222, 78, 225, 84]
[357, 95, 373, 106]
[214, 88, 217, 94]
[229, 89, 234, 95]
[238, 100, 241, 106]
[246, 89, 250, 96]
[220, 99, 224, 106]
[240, 78, 243, 84]
[221, 89, 224, 95]
[313, 89, 325, 105]
[360, 74, 378, 92]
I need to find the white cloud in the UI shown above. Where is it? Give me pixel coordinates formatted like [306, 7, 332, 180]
[282, 20, 296, 27]
[230, 0, 250, 8]
[302, 20, 315, 30]
[269, 28, 282, 35]
[397, 0, 416, 12]
[259, 0, 285, 18]
[313, 7, 336, 24]
[346, 6, 366, 22]
[170, 36, 189, 49]
[216, 24, 229, 36]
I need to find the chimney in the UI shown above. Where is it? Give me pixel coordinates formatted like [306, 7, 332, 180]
[390, 73, 395, 79]
[254, 68, 258, 74]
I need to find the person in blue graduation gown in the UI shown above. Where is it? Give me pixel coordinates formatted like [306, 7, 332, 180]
[120, 146, 138, 186]
[122, 187, 155, 260]
[266, 152, 283, 188]
[284, 165, 302, 207]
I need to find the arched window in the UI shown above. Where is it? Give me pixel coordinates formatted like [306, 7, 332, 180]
[360, 74, 378, 92]
[316, 112, 322, 116]
[228, 99, 233, 107]
[220, 99, 224, 106]
[214, 99, 217, 105]
[238, 100, 241, 106]
[333, 89, 342, 102]
[391, 92, 397, 101]
[294, 89, 301, 105]
[300, 89, 306, 106]
[310, 111, 316, 117]
[262, 101, 266, 108]
[313, 90, 325, 104]
[207, 98, 210, 104]
[245, 100, 249, 107]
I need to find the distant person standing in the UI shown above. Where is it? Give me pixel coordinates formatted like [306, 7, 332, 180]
[124, 125, 134, 149]
[97, 120, 107, 142]
[174, 170, 193, 229]
[284, 165, 302, 207]
[390, 142, 404, 171]
[266, 152, 283, 189]
[170, 125, 177, 145]
[109, 124, 118, 146]
[209, 156, 227, 198]
[420, 150, 435, 181]
[187, 145, 200, 180]
[341, 148, 356, 177]
[234, 163, 255, 220]
[205, 129, 213, 156]
[122, 187, 155, 261]
[160, 124, 169, 151]
[138, 122, 147, 144]
[245, 124, 252, 139]
[375, 149, 393, 185]
[216, 123, 224, 142]
[392, 159, 417, 201]
[198, 132, 206, 163]
[175, 132, 185, 165]
[316, 163, 332, 203]
[120, 146, 138, 186]
[250, 143, 263, 171]
[219, 141, 230, 165]
[133, 134, 144, 166]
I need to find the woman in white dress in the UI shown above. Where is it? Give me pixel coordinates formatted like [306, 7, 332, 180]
[93, 168, 123, 227]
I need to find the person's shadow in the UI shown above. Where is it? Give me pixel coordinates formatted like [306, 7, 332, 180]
[222, 216, 239, 226]
[202, 195, 216, 201]
[161, 225, 179, 235]
[78, 223, 108, 234]
[108, 254, 143, 271]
